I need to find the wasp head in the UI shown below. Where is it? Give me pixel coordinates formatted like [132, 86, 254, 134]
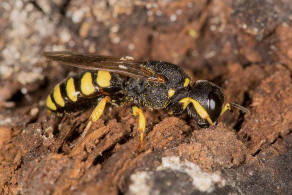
[186, 80, 225, 127]
[180, 80, 249, 127]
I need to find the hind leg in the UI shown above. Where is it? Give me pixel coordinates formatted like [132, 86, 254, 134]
[82, 96, 111, 137]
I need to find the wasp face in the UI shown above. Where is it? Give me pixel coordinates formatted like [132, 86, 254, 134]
[187, 80, 225, 127]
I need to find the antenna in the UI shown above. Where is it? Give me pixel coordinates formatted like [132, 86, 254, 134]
[230, 103, 250, 114]
[221, 103, 250, 116]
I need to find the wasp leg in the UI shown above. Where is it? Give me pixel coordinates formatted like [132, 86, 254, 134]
[220, 103, 231, 116]
[132, 106, 146, 143]
[83, 96, 111, 137]
[179, 97, 214, 125]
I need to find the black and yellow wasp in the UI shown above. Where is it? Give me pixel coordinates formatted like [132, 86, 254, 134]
[45, 51, 249, 143]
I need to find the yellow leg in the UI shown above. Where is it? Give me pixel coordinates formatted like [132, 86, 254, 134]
[179, 97, 214, 125]
[84, 96, 111, 135]
[132, 106, 146, 143]
[220, 103, 231, 116]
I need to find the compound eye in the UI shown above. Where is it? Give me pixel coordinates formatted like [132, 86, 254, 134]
[208, 92, 220, 111]
[208, 98, 216, 111]
[207, 92, 222, 122]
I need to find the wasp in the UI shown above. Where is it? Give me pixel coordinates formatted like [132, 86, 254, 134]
[44, 51, 249, 143]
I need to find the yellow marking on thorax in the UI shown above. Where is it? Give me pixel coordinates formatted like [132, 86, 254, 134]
[179, 97, 213, 125]
[184, 78, 190, 87]
[46, 95, 57, 111]
[168, 89, 175, 98]
[81, 72, 95, 96]
[66, 77, 77, 102]
[97, 71, 111, 88]
[53, 84, 65, 107]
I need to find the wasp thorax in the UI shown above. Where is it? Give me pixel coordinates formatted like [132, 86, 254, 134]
[187, 80, 224, 127]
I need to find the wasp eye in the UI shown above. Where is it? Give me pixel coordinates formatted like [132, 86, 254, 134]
[208, 91, 221, 111]
[207, 90, 223, 121]
[209, 98, 216, 110]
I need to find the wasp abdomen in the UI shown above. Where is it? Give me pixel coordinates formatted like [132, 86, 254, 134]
[46, 70, 122, 112]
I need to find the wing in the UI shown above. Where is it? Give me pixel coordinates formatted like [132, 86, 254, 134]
[43, 51, 165, 83]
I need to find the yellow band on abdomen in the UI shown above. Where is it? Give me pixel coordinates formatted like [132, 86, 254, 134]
[53, 84, 65, 107]
[97, 70, 111, 88]
[46, 95, 57, 111]
[81, 72, 95, 96]
[66, 77, 77, 102]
